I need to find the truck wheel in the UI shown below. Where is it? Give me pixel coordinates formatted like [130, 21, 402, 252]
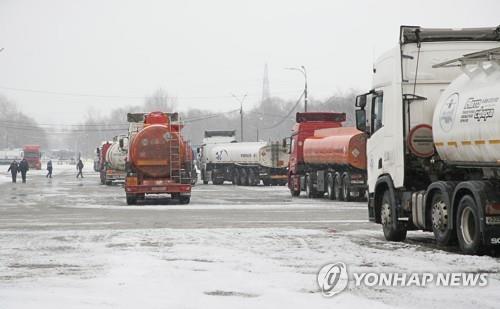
[431, 192, 456, 246]
[342, 174, 351, 202]
[126, 194, 137, 205]
[456, 195, 482, 254]
[334, 173, 343, 201]
[248, 169, 257, 186]
[305, 175, 315, 198]
[291, 188, 300, 197]
[262, 179, 271, 186]
[240, 169, 248, 186]
[326, 173, 335, 200]
[233, 170, 240, 185]
[380, 191, 407, 241]
[179, 196, 191, 204]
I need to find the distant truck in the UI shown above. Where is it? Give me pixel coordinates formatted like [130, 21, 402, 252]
[124, 112, 193, 205]
[354, 26, 500, 254]
[288, 112, 367, 200]
[199, 130, 289, 186]
[0, 149, 23, 165]
[22, 145, 41, 170]
[98, 135, 128, 185]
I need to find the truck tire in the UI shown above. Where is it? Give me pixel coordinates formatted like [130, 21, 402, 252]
[431, 192, 456, 246]
[126, 194, 137, 205]
[305, 175, 316, 198]
[179, 196, 191, 204]
[326, 173, 335, 200]
[380, 191, 407, 241]
[342, 173, 351, 202]
[248, 169, 257, 186]
[262, 179, 271, 186]
[456, 195, 482, 254]
[334, 173, 343, 201]
[233, 169, 240, 185]
[239, 168, 248, 186]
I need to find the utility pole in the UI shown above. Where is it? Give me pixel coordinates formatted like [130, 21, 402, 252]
[286, 65, 308, 112]
[231, 93, 247, 142]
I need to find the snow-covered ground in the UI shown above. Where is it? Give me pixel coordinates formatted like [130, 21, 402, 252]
[0, 228, 498, 309]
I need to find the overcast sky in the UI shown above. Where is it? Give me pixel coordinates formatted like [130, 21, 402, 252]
[1, 0, 499, 124]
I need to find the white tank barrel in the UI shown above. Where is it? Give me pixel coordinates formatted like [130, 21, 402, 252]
[432, 61, 500, 164]
[105, 141, 127, 171]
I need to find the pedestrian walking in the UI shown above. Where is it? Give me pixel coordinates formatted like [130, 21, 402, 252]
[7, 160, 18, 183]
[18, 158, 29, 183]
[76, 159, 84, 178]
[46, 160, 53, 178]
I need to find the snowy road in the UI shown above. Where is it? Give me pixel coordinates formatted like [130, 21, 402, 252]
[0, 164, 499, 308]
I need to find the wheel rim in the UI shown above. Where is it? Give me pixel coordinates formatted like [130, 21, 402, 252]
[327, 177, 333, 197]
[343, 177, 348, 199]
[432, 199, 448, 232]
[334, 177, 340, 199]
[461, 207, 476, 245]
[381, 202, 391, 227]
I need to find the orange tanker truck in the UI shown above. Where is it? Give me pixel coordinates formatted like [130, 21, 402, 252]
[124, 112, 193, 205]
[288, 112, 367, 201]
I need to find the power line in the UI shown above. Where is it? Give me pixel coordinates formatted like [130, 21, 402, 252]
[0, 85, 299, 100]
[261, 91, 304, 130]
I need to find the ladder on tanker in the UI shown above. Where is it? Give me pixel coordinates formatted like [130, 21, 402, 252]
[169, 118, 182, 184]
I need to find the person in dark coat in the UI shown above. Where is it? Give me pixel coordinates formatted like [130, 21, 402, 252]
[46, 160, 53, 178]
[76, 159, 84, 178]
[7, 160, 18, 183]
[18, 158, 29, 183]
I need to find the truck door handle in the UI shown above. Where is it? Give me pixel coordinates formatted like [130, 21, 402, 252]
[378, 158, 382, 169]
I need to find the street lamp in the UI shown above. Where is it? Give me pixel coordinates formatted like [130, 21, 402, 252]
[231, 93, 247, 142]
[286, 65, 308, 112]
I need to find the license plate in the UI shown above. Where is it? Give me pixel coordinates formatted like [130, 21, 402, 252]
[152, 186, 167, 191]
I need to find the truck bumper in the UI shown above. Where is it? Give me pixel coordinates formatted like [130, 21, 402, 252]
[483, 220, 500, 246]
[106, 171, 126, 182]
[125, 183, 191, 195]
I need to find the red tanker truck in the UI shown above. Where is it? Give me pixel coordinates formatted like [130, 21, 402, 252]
[288, 112, 367, 201]
[124, 112, 193, 205]
[22, 145, 42, 170]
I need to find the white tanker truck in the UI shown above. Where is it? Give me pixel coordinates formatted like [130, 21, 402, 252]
[355, 25, 500, 254]
[199, 130, 289, 186]
[100, 135, 128, 185]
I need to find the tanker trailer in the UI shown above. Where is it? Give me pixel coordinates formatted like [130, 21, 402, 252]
[124, 112, 192, 205]
[288, 111, 367, 201]
[199, 130, 237, 184]
[355, 25, 500, 254]
[101, 135, 127, 185]
[203, 141, 289, 186]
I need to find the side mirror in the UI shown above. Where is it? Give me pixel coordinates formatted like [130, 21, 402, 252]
[196, 147, 200, 154]
[355, 94, 367, 109]
[119, 139, 124, 149]
[355, 109, 367, 133]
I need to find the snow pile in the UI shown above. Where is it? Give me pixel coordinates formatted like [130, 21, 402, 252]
[0, 228, 499, 308]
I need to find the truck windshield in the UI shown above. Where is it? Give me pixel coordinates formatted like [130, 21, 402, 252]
[23, 152, 40, 158]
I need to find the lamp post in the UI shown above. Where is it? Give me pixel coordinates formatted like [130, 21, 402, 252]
[286, 65, 308, 112]
[231, 93, 247, 142]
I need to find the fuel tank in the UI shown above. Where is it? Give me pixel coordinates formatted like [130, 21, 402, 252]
[303, 127, 367, 170]
[432, 61, 500, 164]
[129, 124, 187, 178]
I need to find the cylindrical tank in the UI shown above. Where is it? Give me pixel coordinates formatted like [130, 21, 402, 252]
[259, 143, 290, 169]
[129, 124, 187, 177]
[207, 142, 267, 164]
[303, 127, 367, 170]
[432, 63, 500, 164]
[105, 142, 127, 171]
